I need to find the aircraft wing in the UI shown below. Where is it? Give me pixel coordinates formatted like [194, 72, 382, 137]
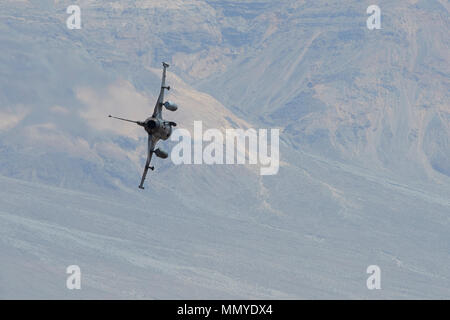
[138, 134, 158, 189]
[152, 62, 170, 118]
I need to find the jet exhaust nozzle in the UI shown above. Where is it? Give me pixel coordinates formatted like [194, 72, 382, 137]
[163, 101, 178, 111]
[147, 119, 157, 129]
[154, 148, 168, 159]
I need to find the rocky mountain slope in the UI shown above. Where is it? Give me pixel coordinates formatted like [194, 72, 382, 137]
[0, 0, 449, 298]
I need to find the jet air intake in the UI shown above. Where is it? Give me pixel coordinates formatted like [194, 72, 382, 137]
[163, 101, 178, 111]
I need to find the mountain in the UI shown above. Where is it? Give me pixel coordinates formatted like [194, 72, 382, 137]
[0, 0, 449, 298]
[196, 0, 450, 180]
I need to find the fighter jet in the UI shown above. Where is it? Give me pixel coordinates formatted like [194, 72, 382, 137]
[109, 62, 178, 189]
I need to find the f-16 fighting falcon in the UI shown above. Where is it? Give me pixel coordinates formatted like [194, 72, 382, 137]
[109, 62, 178, 189]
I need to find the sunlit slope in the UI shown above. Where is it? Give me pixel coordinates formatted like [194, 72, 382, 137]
[1, 147, 449, 299]
[0, 0, 253, 191]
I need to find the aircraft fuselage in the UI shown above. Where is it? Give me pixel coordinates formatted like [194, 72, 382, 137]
[143, 117, 172, 141]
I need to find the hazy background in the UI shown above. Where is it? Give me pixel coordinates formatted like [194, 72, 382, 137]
[0, 0, 449, 298]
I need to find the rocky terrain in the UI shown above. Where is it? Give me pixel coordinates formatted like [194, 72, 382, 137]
[0, 0, 448, 298]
